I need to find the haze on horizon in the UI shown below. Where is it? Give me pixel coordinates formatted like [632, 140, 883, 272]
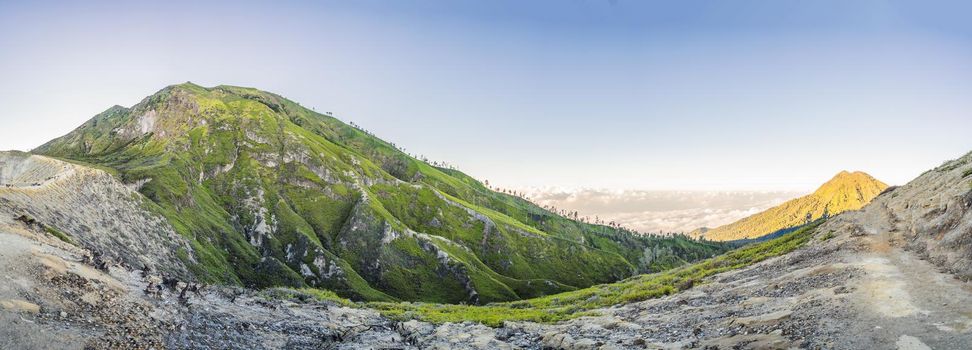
[518, 187, 803, 234]
[2, 0, 971, 193]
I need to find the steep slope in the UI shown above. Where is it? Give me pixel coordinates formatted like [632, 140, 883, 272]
[0, 151, 194, 278]
[867, 151, 972, 279]
[34, 83, 726, 304]
[694, 171, 887, 241]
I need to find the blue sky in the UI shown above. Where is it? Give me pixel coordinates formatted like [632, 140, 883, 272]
[1, 0, 971, 190]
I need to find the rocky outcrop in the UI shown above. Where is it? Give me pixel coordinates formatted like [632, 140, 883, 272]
[866, 151, 972, 280]
[0, 151, 195, 279]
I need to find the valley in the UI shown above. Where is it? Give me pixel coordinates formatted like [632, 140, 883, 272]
[3, 149, 972, 348]
[2, 85, 971, 349]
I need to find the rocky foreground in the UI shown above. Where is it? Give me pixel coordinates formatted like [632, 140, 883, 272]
[4, 150, 972, 349]
[3, 209, 971, 350]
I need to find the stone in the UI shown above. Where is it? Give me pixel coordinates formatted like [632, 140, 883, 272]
[734, 310, 793, 327]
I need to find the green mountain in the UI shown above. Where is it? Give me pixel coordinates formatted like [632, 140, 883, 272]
[35, 83, 726, 304]
[692, 171, 888, 241]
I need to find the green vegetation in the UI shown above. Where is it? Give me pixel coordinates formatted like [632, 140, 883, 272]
[258, 287, 354, 306]
[34, 83, 729, 304]
[369, 221, 822, 326]
[820, 230, 836, 241]
[43, 224, 75, 245]
[12, 214, 74, 245]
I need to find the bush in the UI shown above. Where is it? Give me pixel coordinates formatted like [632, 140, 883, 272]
[43, 225, 75, 245]
[820, 230, 836, 241]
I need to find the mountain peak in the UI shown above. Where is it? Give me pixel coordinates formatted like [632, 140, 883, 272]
[814, 170, 887, 199]
[695, 170, 888, 241]
[823, 170, 879, 185]
[170, 81, 201, 89]
[35, 84, 307, 156]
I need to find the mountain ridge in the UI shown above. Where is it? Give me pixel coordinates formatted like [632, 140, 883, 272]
[33, 83, 727, 304]
[691, 170, 888, 241]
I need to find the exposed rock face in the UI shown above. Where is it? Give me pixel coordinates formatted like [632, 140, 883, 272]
[0, 221, 405, 350]
[0, 151, 194, 279]
[867, 151, 972, 280]
[695, 170, 888, 241]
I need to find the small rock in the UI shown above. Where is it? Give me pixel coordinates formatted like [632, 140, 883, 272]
[571, 338, 599, 350]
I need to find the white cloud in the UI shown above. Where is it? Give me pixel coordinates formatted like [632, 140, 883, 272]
[518, 187, 801, 233]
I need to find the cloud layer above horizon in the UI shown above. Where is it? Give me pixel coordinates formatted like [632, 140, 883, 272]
[520, 187, 801, 233]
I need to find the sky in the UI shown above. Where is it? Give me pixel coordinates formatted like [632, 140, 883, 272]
[2, 0, 972, 192]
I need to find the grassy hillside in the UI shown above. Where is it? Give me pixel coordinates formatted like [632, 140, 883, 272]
[35, 83, 728, 304]
[370, 220, 824, 326]
[693, 171, 886, 241]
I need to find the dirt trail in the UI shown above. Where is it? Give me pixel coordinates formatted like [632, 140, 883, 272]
[838, 231, 972, 349]
[471, 212, 972, 349]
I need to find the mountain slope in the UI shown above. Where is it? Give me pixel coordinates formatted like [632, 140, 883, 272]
[693, 170, 887, 241]
[871, 151, 972, 279]
[33, 83, 727, 304]
[6, 150, 972, 348]
[0, 151, 194, 278]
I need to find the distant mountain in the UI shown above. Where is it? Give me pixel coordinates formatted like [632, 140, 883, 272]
[34, 83, 726, 304]
[691, 171, 888, 241]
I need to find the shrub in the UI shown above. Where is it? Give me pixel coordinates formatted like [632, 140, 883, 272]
[820, 230, 836, 241]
